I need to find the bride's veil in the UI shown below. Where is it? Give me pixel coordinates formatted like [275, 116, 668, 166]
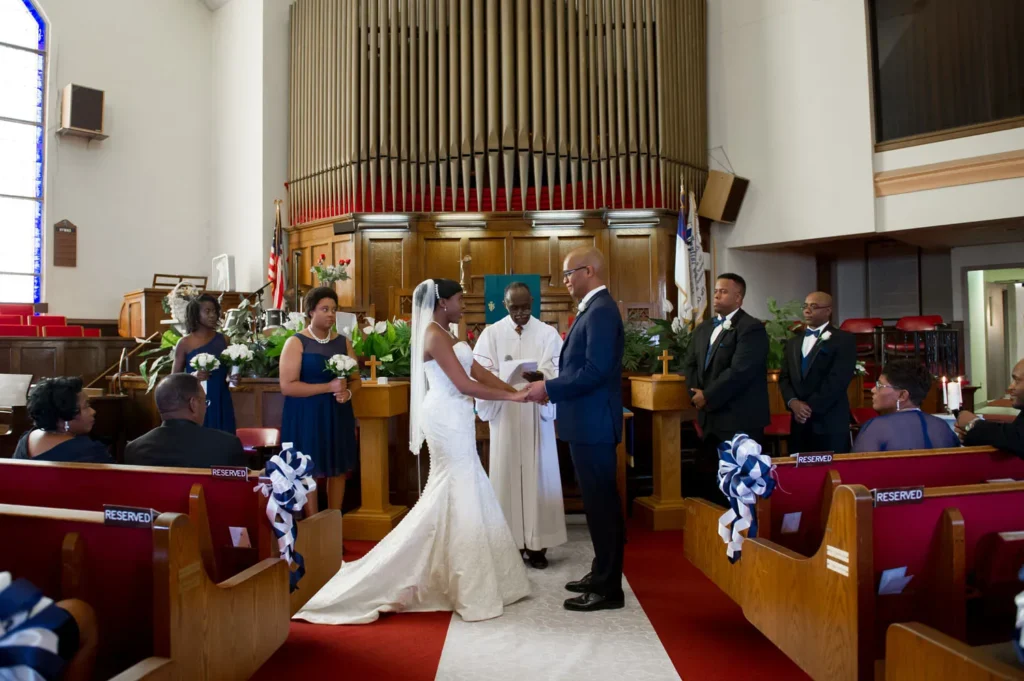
[409, 279, 435, 456]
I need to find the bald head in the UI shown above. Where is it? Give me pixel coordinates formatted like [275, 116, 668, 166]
[1009, 358, 1024, 409]
[802, 291, 834, 328]
[562, 247, 606, 300]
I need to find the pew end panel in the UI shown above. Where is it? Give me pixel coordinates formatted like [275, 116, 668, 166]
[286, 509, 343, 614]
[742, 484, 876, 681]
[885, 622, 1024, 681]
[153, 512, 290, 681]
[683, 497, 749, 604]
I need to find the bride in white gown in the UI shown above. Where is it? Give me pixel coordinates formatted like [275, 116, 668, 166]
[294, 278, 532, 625]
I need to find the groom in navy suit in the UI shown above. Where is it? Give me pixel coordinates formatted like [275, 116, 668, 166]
[525, 247, 625, 612]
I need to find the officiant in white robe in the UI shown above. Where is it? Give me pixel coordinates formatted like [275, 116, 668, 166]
[475, 284, 567, 568]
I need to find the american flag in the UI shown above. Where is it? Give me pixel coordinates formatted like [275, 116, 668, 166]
[268, 200, 285, 309]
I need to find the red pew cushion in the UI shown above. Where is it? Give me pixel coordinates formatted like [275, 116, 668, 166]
[0, 304, 34, 317]
[27, 315, 67, 327]
[0, 324, 38, 336]
[42, 325, 84, 337]
[83, 327, 101, 337]
[0, 314, 24, 324]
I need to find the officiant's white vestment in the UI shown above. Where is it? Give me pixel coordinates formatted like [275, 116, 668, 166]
[475, 316, 567, 551]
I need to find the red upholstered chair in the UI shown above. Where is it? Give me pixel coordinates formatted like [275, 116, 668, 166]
[27, 314, 67, 328]
[0, 304, 34, 317]
[764, 413, 792, 455]
[83, 327, 101, 337]
[42, 325, 84, 337]
[851, 407, 879, 427]
[886, 315, 943, 354]
[840, 318, 883, 355]
[0, 314, 24, 325]
[0, 324, 38, 336]
[237, 427, 282, 468]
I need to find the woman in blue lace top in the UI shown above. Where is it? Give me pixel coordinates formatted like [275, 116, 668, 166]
[853, 360, 960, 452]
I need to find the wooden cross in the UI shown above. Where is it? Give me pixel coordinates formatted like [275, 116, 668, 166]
[367, 355, 383, 382]
[658, 349, 674, 376]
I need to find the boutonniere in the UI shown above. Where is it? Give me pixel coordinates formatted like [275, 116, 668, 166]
[722, 320, 733, 331]
[820, 330, 832, 342]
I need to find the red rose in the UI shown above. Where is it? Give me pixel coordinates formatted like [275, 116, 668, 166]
[339, 259, 344, 264]
[467, 330, 475, 340]
[320, 253, 326, 259]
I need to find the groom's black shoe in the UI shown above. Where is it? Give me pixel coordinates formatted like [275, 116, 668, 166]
[565, 572, 594, 593]
[563, 592, 625, 612]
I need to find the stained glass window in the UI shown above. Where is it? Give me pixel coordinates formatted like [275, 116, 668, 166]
[0, 0, 46, 303]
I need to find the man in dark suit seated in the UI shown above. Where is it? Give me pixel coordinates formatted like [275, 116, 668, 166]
[957, 358, 1024, 457]
[125, 373, 247, 468]
[779, 291, 857, 454]
[681, 273, 770, 499]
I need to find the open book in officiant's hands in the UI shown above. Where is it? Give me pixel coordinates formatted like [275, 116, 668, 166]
[499, 359, 539, 387]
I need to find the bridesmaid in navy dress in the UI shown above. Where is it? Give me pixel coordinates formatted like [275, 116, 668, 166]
[279, 287, 360, 511]
[172, 294, 237, 434]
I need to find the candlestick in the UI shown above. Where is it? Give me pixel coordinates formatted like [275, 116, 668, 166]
[941, 376, 948, 407]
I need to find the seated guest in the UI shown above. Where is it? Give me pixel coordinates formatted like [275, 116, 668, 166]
[957, 358, 1024, 457]
[125, 373, 247, 468]
[14, 377, 114, 463]
[853, 360, 960, 452]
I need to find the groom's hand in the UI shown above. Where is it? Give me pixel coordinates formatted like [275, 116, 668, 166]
[524, 381, 548, 403]
[691, 388, 706, 410]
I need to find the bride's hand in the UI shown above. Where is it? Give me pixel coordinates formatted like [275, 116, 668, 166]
[509, 389, 531, 403]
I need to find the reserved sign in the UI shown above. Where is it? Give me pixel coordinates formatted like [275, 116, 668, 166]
[211, 466, 250, 481]
[103, 505, 156, 528]
[796, 452, 834, 467]
[873, 486, 925, 507]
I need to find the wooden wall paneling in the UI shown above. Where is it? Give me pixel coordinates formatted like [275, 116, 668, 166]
[510, 234, 556, 290]
[465, 234, 509, 295]
[419, 233, 465, 285]
[331, 234, 357, 306]
[361, 231, 413, 320]
[609, 228, 657, 324]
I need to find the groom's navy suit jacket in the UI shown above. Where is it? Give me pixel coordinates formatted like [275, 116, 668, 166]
[546, 288, 624, 445]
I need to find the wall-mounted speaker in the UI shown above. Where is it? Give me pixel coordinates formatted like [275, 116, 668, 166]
[57, 84, 108, 141]
[698, 170, 749, 223]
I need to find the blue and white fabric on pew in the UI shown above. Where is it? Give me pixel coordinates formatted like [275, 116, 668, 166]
[0, 572, 78, 681]
[717, 434, 776, 563]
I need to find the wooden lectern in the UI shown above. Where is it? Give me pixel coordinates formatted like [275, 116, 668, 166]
[629, 371, 693, 530]
[346, 381, 410, 540]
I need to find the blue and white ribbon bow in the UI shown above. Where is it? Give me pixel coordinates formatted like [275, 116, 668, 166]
[717, 434, 776, 563]
[0, 572, 74, 681]
[255, 448, 317, 592]
[1015, 566, 1024, 664]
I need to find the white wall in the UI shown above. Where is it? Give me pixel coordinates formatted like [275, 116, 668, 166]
[706, 0, 876, 248]
[41, 0, 213, 318]
[1015, 285, 1024, 366]
[711, 225, 817, 320]
[210, 0, 264, 293]
[967, 270, 987, 402]
[208, 0, 290, 296]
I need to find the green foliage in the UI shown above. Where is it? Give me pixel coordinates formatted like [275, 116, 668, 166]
[622, 324, 656, 372]
[138, 328, 182, 392]
[352, 319, 412, 377]
[764, 297, 804, 370]
[621, 320, 692, 374]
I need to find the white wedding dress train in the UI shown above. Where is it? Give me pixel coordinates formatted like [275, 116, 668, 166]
[294, 342, 531, 624]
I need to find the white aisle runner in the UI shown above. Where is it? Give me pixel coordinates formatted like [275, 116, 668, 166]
[434, 524, 682, 681]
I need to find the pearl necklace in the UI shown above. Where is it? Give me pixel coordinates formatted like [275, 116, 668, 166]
[309, 327, 333, 345]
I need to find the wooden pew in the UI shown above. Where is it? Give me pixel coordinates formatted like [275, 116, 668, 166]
[684, 446, 1024, 601]
[732, 481, 1024, 681]
[0, 501, 289, 681]
[0, 459, 342, 614]
[885, 623, 1024, 681]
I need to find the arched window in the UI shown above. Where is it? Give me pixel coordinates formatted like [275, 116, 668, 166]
[0, 0, 46, 303]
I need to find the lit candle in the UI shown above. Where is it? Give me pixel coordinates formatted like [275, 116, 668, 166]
[941, 376, 948, 407]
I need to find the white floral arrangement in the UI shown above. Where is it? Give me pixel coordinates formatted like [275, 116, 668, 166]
[189, 353, 221, 373]
[284, 312, 306, 332]
[164, 282, 203, 328]
[855, 360, 867, 376]
[325, 354, 359, 379]
[671, 316, 686, 334]
[362, 317, 388, 336]
[220, 344, 255, 376]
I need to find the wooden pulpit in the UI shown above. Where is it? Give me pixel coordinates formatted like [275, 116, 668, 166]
[346, 381, 411, 540]
[629, 375, 694, 530]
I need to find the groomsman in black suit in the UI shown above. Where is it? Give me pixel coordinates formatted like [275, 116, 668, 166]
[681, 273, 770, 497]
[779, 292, 857, 454]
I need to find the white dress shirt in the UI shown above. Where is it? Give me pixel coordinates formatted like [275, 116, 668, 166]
[802, 322, 829, 357]
[577, 285, 608, 312]
[708, 308, 740, 348]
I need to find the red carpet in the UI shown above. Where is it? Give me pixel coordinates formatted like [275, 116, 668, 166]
[250, 540, 451, 681]
[254, 524, 811, 680]
[624, 523, 811, 681]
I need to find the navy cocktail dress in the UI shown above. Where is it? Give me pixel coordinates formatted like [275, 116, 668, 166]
[280, 333, 358, 478]
[185, 334, 237, 434]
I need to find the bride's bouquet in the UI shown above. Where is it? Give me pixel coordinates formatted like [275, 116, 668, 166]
[325, 354, 359, 380]
[220, 344, 255, 378]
